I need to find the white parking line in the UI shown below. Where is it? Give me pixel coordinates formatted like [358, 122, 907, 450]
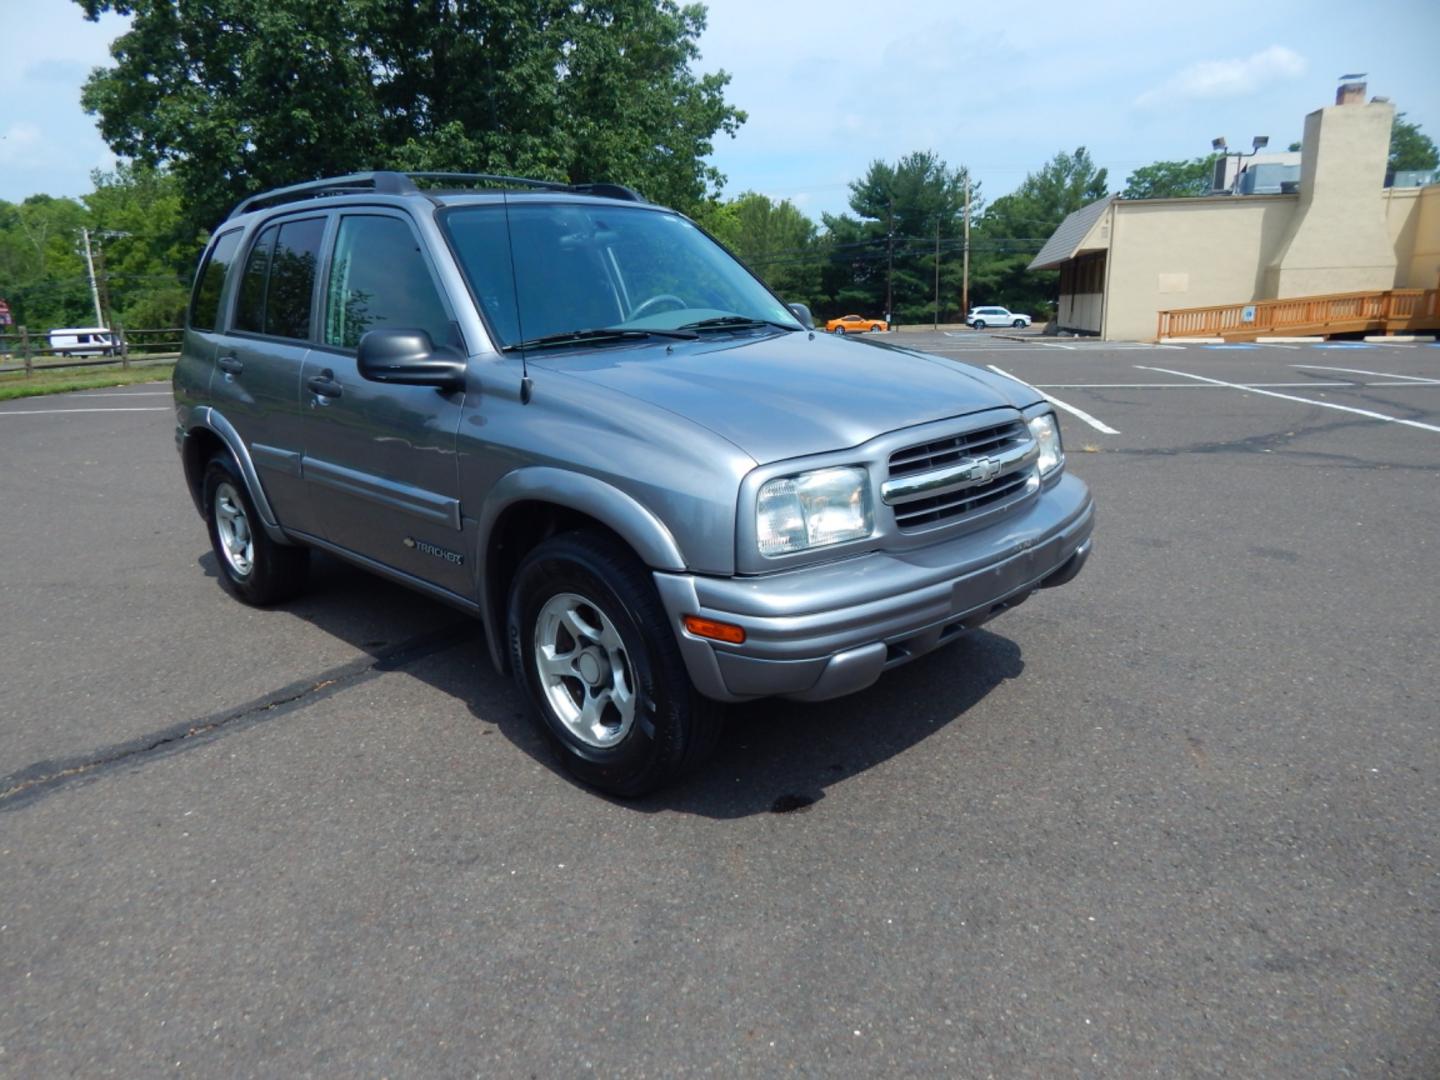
[1136, 366, 1440, 434]
[1035, 381, 1358, 389]
[64, 390, 173, 398]
[0, 407, 171, 416]
[1291, 363, 1440, 385]
[987, 364, 1120, 434]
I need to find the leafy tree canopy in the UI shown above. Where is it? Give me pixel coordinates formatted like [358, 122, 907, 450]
[971, 147, 1108, 317]
[0, 165, 204, 332]
[1389, 112, 1439, 172]
[815, 152, 975, 322]
[1121, 156, 1216, 199]
[698, 192, 822, 308]
[74, 0, 746, 227]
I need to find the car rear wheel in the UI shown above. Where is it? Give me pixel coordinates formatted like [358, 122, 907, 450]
[508, 531, 723, 798]
[973, 319, 986, 330]
[203, 455, 308, 606]
[833, 326, 845, 334]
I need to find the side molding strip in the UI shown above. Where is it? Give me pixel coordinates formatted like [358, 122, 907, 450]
[304, 456, 462, 531]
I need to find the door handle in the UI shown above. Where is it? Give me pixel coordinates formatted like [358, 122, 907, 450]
[217, 353, 243, 375]
[306, 372, 343, 400]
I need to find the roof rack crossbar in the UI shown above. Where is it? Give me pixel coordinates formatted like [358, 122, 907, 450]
[227, 171, 418, 219]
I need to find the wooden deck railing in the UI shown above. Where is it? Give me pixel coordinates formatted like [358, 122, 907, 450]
[1157, 285, 1440, 341]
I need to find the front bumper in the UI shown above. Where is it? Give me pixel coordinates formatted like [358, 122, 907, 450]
[654, 472, 1093, 702]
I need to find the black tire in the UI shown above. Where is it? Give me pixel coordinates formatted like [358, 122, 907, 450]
[833, 326, 846, 334]
[973, 319, 986, 330]
[507, 531, 723, 797]
[202, 455, 308, 606]
[1013, 319, 1025, 328]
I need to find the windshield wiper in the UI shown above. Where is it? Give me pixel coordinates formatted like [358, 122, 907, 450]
[677, 315, 800, 333]
[503, 326, 698, 352]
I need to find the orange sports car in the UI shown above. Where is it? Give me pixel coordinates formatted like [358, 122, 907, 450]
[825, 314, 888, 334]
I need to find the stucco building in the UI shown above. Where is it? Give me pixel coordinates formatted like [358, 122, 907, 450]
[1030, 84, 1440, 341]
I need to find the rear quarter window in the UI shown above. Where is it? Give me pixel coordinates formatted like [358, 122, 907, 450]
[188, 230, 242, 331]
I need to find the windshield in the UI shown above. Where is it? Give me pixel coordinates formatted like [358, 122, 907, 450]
[441, 202, 803, 349]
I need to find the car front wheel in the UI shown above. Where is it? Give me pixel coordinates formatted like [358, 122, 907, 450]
[508, 531, 722, 797]
[833, 326, 845, 334]
[202, 455, 308, 606]
[1013, 319, 1026, 328]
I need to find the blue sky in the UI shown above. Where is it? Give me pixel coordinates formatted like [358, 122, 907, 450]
[3, 0, 1438, 219]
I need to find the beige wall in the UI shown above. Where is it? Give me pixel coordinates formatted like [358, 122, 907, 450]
[1264, 100, 1397, 296]
[1395, 185, 1440, 289]
[1101, 196, 1297, 340]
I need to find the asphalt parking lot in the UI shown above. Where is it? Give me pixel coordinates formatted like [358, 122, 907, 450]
[2, 335, 1438, 1076]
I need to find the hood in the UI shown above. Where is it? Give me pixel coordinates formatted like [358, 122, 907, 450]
[530, 331, 1038, 464]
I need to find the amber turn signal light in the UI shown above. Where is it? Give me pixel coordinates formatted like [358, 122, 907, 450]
[682, 615, 746, 644]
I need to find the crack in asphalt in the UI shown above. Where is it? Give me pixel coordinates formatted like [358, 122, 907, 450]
[0, 621, 481, 811]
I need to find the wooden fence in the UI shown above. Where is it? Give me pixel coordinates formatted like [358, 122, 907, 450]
[0, 327, 183, 376]
[1156, 285, 1440, 341]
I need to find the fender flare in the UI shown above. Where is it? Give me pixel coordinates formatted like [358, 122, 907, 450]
[185, 406, 290, 542]
[476, 466, 688, 672]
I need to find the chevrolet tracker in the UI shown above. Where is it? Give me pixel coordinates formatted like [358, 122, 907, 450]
[174, 172, 1094, 796]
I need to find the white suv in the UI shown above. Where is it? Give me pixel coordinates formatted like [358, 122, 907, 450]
[967, 306, 1031, 329]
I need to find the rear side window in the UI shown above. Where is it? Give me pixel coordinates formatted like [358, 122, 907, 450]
[264, 217, 325, 340]
[188, 230, 242, 332]
[324, 215, 456, 350]
[236, 225, 276, 334]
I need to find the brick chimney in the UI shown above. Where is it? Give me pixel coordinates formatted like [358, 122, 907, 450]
[1336, 80, 1366, 106]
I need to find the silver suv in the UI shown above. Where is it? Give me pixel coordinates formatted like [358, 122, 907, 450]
[174, 172, 1093, 796]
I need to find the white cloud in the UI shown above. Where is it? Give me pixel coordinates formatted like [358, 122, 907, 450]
[1136, 46, 1307, 108]
[0, 123, 43, 164]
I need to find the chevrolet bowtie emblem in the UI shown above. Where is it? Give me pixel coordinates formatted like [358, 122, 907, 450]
[966, 456, 1001, 484]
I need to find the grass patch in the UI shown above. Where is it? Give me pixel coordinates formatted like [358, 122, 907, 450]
[0, 361, 175, 401]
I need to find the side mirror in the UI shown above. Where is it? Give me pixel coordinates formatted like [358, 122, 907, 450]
[786, 302, 815, 330]
[356, 329, 466, 390]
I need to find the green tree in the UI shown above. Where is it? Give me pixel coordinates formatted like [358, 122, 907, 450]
[1389, 112, 1439, 172]
[972, 147, 1108, 317]
[1122, 156, 1216, 199]
[0, 195, 92, 331]
[74, 0, 745, 227]
[818, 151, 974, 323]
[700, 193, 823, 307]
[84, 164, 205, 329]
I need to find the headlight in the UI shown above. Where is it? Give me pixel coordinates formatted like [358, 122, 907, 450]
[756, 466, 873, 556]
[1028, 412, 1064, 476]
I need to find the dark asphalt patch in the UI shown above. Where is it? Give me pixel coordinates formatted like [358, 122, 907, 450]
[0, 621, 479, 810]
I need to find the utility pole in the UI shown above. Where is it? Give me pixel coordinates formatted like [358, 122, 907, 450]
[961, 178, 971, 319]
[94, 244, 112, 324]
[885, 195, 894, 329]
[81, 228, 105, 327]
[932, 214, 940, 330]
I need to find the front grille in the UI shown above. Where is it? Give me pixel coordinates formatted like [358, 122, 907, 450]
[889, 469, 1032, 529]
[887, 419, 1027, 478]
[887, 417, 1034, 530]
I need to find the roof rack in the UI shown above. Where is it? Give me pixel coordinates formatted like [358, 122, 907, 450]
[226, 171, 647, 219]
[227, 172, 416, 219]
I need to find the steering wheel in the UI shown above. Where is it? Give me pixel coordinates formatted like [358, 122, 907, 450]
[629, 293, 687, 319]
